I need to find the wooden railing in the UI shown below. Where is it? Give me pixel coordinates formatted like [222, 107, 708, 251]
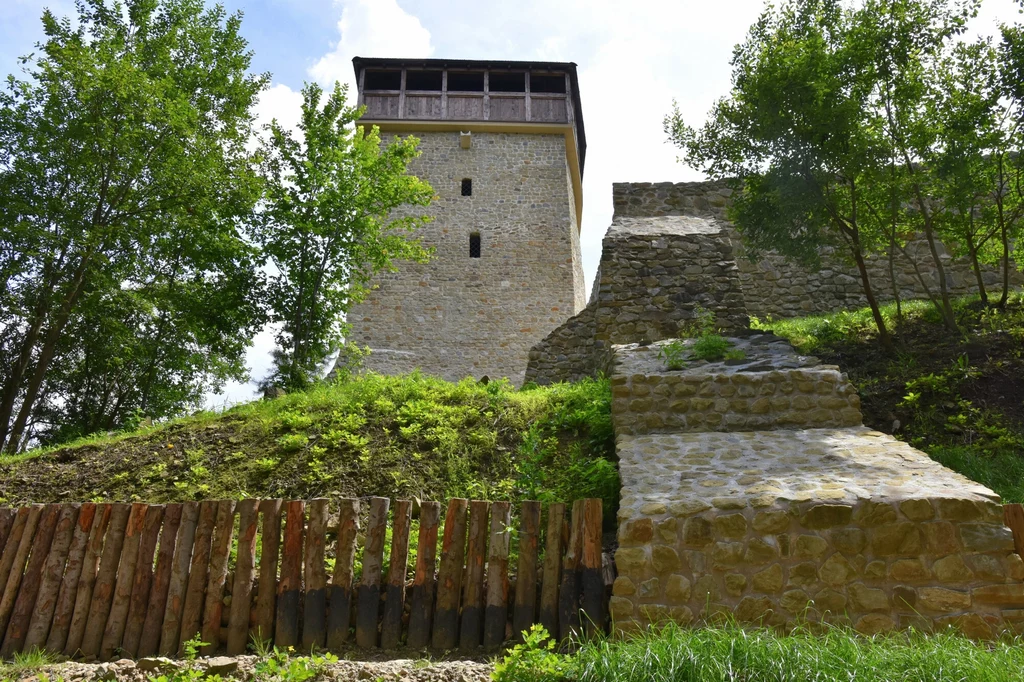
[0, 497, 606, 660]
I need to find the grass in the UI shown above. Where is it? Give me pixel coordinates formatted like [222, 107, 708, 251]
[0, 372, 617, 519]
[494, 623, 1024, 682]
[0, 647, 59, 680]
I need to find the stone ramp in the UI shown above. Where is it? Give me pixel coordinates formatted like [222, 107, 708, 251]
[611, 335, 1024, 638]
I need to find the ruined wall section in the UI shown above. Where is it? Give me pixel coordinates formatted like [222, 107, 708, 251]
[613, 182, 1024, 319]
[348, 131, 584, 385]
[525, 215, 749, 385]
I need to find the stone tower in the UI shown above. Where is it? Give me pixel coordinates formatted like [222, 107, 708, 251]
[346, 58, 587, 385]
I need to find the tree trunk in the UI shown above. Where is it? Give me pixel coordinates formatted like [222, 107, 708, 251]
[966, 238, 988, 306]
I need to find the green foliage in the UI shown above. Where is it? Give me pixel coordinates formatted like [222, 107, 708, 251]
[657, 340, 687, 370]
[257, 82, 434, 392]
[251, 647, 338, 682]
[0, 647, 60, 680]
[555, 622, 1024, 682]
[0, 0, 269, 452]
[690, 335, 732, 362]
[491, 625, 568, 682]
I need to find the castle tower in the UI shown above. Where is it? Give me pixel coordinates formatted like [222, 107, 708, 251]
[347, 58, 587, 385]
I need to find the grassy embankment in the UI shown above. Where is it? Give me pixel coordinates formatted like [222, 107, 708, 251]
[0, 373, 616, 514]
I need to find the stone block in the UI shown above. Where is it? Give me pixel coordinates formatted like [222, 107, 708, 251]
[870, 522, 922, 556]
[745, 537, 779, 564]
[615, 547, 650, 575]
[713, 513, 748, 539]
[813, 588, 848, 613]
[959, 524, 1015, 552]
[936, 613, 994, 640]
[819, 553, 856, 586]
[931, 555, 973, 582]
[854, 502, 897, 527]
[752, 510, 791, 534]
[683, 517, 715, 547]
[972, 584, 1024, 607]
[752, 564, 784, 593]
[620, 518, 654, 544]
[899, 499, 935, 521]
[790, 562, 820, 587]
[609, 596, 635, 620]
[830, 527, 867, 554]
[640, 502, 668, 515]
[672, 499, 711, 518]
[888, 559, 930, 582]
[918, 587, 971, 612]
[863, 560, 886, 581]
[612, 576, 636, 596]
[922, 522, 959, 555]
[780, 589, 811, 613]
[665, 574, 692, 603]
[725, 573, 748, 596]
[968, 554, 1005, 580]
[653, 545, 681, 573]
[735, 596, 776, 623]
[801, 504, 853, 529]
[638, 577, 660, 598]
[794, 534, 829, 560]
[893, 586, 917, 609]
[849, 583, 889, 612]
[655, 517, 677, 543]
[712, 541, 745, 569]
[693, 575, 720, 601]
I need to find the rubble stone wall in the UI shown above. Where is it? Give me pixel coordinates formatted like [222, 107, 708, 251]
[611, 337, 1024, 637]
[524, 215, 749, 385]
[612, 181, 1024, 319]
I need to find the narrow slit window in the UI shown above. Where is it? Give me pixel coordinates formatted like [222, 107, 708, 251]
[461, 178, 472, 196]
[469, 233, 481, 258]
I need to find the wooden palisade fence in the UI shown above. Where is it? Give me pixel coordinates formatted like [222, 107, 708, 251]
[0, 497, 606, 660]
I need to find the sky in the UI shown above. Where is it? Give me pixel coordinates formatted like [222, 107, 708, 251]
[3, 0, 1022, 406]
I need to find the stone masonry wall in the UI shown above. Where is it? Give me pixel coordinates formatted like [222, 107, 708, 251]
[611, 337, 1024, 637]
[348, 131, 586, 386]
[524, 214, 749, 385]
[613, 181, 1024, 319]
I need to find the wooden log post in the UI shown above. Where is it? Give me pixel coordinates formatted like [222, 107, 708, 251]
[80, 503, 131, 659]
[539, 502, 565, 639]
[406, 501, 440, 650]
[579, 499, 605, 636]
[301, 498, 329, 651]
[253, 499, 282, 647]
[45, 503, 96, 654]
[558, 500, 585, 642]
[0, 507, 32, 595]
[99, 503, 148, 660]
[1004, 504, 1024, 559]
[431, 498, 468, 651]
[158, 501, 199, 657]
[121, 505, 164, 657]
[64, 504, 112, 657]
[138, 503, 181, 658]
[24, 504, 81, 652]
[512, 501, 541, 642]
[0, 505, 43, 641]
[0, 508, 14, 557]
[327, 498, 359, 650]
[226, 499, 259, 655]
[200, 500, 236, 655]
[483, 501, 511, 650]
[355, 497, 389, 648]
[460, 500, 490, 652]
[178, 500, 217, 653]
[275, 500, 305, 649]
[380, 499, 412, 650]
[1, 503, 61, 656]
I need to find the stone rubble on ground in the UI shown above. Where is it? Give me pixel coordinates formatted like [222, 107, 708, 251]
[21, 656, 493, 682]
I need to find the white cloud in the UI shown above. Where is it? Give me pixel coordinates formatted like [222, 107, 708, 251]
[309, 0, 434, 95]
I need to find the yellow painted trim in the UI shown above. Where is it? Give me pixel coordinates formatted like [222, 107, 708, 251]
[360, 118, 584, 230]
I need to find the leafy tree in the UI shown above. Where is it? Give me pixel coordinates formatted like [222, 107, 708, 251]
[0, 0, 268, 452]
[666, 0, 981, 344]
[256, 82, 434, 392]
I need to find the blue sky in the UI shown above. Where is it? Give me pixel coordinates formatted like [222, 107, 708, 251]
[3, 0, 1022, 404]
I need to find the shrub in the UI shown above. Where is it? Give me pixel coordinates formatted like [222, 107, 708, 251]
[657, 340, 688, 370]
[691, 334, 732, 361]
[491, 624, 568, 682]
